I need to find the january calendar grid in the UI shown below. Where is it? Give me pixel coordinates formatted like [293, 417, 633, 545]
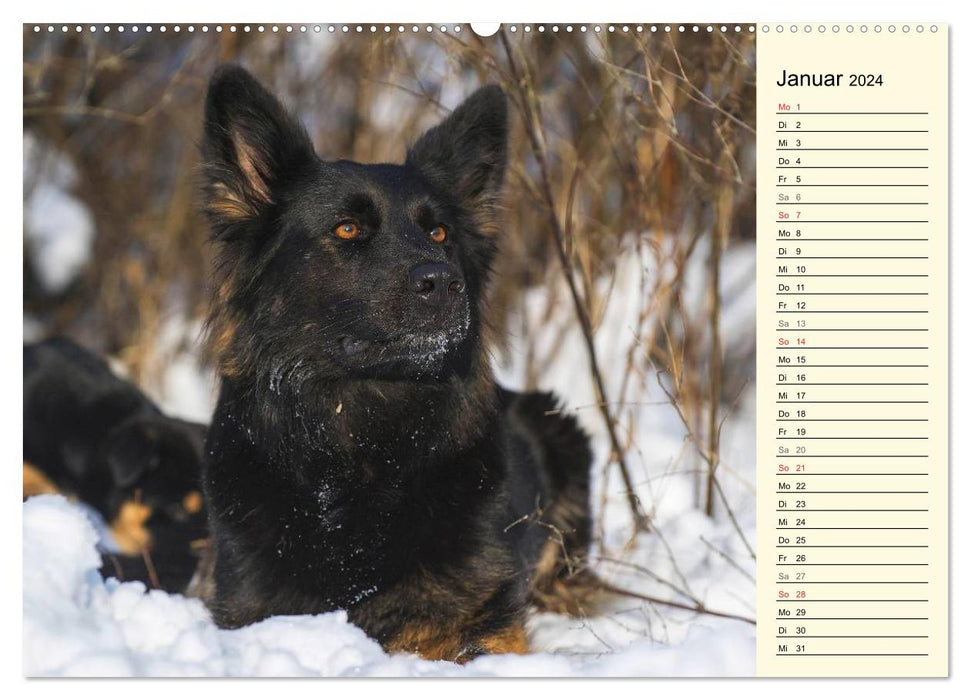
[20, 21, 948, 678]
[756, 25, 947, 677]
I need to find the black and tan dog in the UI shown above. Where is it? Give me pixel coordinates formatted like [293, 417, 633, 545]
[23, 338, 209, 592]
[199, 66, 593, 661]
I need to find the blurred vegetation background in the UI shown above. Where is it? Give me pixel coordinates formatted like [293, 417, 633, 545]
[23, 24, 756, 521]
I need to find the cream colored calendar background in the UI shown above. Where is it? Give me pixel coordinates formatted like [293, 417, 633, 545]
[756, 25, 948, 677]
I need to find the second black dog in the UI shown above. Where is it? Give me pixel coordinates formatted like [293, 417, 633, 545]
[23, 338, 209, 592]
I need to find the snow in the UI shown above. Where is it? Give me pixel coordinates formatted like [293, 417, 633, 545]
[23, 496, 753, 677]
[23, 134, 95, 294]
[23, 238, 758, 677]
[147, 317, 219, 423]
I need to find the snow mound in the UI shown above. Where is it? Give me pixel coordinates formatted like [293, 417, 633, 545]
[23, 496, 754, 677]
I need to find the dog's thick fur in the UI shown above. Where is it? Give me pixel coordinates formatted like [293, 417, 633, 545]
[200, 66, 593, 662]
[23, 338, 209, 592]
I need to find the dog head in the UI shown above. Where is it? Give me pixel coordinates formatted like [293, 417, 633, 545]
[201, 66, 507, 383]
[101, 416, 208, 554]
[103, 417, 207, 517]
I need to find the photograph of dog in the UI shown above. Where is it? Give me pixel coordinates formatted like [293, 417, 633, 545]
[23, 25, 757, 676]
[199, 66, 593, 659]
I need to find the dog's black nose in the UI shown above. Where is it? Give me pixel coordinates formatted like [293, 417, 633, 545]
[409, 263, 465, 303]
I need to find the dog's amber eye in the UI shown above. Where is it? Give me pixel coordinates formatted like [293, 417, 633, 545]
[334, 222, 361, 240]
[429, 225, 448, 243]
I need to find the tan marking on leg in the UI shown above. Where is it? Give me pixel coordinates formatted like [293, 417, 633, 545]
[387, 621, 529, 663]
[386, 622, 468, 662]
[529, 538, 596, 616]
[23, 463, 60, 499]
[475, 624, 529, 656]
[110, 500, 153, 555]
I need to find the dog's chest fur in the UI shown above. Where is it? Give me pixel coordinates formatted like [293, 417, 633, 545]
[203, 378, 526, 632]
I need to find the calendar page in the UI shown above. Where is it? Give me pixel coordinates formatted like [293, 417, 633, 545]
[20, 21, 948, 679]
[755, 25, 948, 677]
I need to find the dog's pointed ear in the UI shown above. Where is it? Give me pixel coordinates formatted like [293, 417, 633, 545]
[406, 85, 508, 211]
[201, 65, 315, 235]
